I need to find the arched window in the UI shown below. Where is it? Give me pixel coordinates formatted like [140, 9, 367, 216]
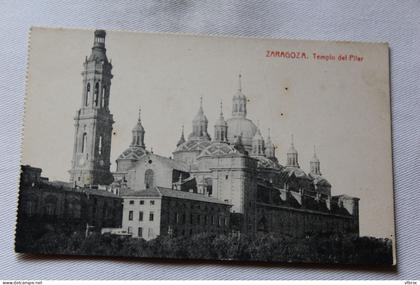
[25, 197, 37, 217]
[204, 177, 213, 196]
[98, 135, 103, 155]
[145, 169, 154, 189]
[44, 195, 57, 216]
[85, 83, 90, 106]
[81, 132, 87, 153]
[94, 82, 99, 106]
[67, 199, 81, 218]
[101, 86, 106, 107]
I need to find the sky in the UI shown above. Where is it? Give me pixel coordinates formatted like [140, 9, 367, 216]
[22, 27, 394, 239]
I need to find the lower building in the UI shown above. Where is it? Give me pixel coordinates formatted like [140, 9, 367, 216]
[120, 187, 231, 240]
[16, 165, 123, 238]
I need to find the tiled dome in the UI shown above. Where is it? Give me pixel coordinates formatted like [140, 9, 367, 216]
[117, 146, 148, 160]
[174, 139, 212, 153]
[198, 142, 235, 157]
[226, 117, 258, 148]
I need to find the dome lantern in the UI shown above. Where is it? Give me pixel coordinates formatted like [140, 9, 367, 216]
[286, 134, 299, 167]
[232, 74, 247, 118]
[310, 146, 321, 175]
[131, 107, 145, 148]
[214, 100, 228, 142]
[188, 97, 211, 141]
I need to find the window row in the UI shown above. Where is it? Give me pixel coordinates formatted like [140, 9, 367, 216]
[172, 212, 228, 227]
[128, 199, 155, 205]
[128, 210, 154, 222]
[127, 226, 154, 239]
[85, 82, 108, 108]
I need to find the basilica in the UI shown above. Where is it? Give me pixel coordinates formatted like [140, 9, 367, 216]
[69, 30, 360, 238]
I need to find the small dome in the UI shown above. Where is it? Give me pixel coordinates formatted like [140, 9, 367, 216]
[311, 154, 320, 163]
[193, 98, 208, 123]
[226, 117, 258, 147]
[198, 142, 235, 158]
[132, 122, 144, 132]
[233, 90, 247, 100]
[215, 115, 227, 126]
[287, 145, 298, 154]
[193, 110, 208, 123]
[117, 146, 148, 160]
[174, 139, 212, 153]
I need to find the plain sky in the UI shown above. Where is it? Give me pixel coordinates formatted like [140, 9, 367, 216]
[22, 28, 394, 239]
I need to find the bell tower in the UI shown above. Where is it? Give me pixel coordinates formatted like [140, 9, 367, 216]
[69, 30, 114, 187]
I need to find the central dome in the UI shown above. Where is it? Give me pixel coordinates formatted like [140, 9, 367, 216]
[226, 117, 258, 148]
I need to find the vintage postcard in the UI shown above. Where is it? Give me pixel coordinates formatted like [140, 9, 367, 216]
[16, 27, 395, 265]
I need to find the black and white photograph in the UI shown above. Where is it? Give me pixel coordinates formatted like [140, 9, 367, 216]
[15, 27, 395, 266]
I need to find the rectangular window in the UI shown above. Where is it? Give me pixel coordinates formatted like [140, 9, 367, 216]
[150, 200, 155, 205]
[140, 200, 144, 205]
[127, 226, 132, 234]
[128, 210, 133, 221]
[139, 211, 143, 221]
[148, 228, 154, 238]
[197, 214, 201, 225]
[149, 211, 154, 221]
[138, 227, 143, 238]
[129, 200, 134, 205]
[175, 213, 179, 224]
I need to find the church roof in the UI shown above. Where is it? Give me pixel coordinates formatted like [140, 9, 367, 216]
[142, 153, 190, 172]
[253, 155, 281, 170]
[117, 146, 148, 160]
[174, 139, 212, 153]
[284, 166, 310, 180]
[122, 187, 231, 205]
[308, 172, 331, 186]
[198, 141, 236, 158]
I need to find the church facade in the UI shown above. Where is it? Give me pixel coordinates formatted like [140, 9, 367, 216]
[69, 30, 360, 238]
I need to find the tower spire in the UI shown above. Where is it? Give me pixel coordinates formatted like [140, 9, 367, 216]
[130, 105, 145, 148]
[310, 145, 321, 175]
[214, 100, 227, 142]
[251, 125, 265, 156]
[189, 97, 210, 141]
[265, 128, 276, 160]
[199, 96, 203, 112]
[70, 29, 114, 187]
[232, 73, 247, 118]
[286, 134, 299, 167]
[177, 125, 186, 147]
[138, 107, 142, 123]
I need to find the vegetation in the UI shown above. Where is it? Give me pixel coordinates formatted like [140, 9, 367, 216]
[15, 224, 393, 265]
